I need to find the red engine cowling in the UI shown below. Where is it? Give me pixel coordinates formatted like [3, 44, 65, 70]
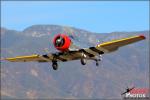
[53, 34, 71, 52]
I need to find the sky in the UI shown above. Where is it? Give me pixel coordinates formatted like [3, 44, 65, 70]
[1, 1, 149, 33]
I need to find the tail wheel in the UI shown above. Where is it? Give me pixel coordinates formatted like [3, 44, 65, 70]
[81, 58, 86, 65]
[52, 62, 58, 70]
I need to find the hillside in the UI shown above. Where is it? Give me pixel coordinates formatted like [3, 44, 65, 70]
[1, 25, 149, 99]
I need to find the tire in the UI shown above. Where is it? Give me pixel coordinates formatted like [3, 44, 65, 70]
[96, 62, 99, 66]
[81, 58, 86, 65]
[52, 62, 58, 70]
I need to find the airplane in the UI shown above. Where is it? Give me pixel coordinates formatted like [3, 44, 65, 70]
[2, 34, 146, 70]
[121, 86, 135, 95]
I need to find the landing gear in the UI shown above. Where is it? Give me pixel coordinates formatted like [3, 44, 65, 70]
[95, 55, 102, 66]
[81, 58, 86, 65]
[81, 53, 87, 65]
[99, 55, 102, 61]
[52, 61, 58, 70]
[95, 59, 99, 66]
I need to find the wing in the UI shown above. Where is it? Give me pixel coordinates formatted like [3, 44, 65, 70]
[3, 35, 145, 62]
[83, 35, 146, 55]
[3, 54, 53, 62]
[53, 35, 146, 60]
[121, 92, 127, 95]
[121, 91, 128, 95]
[3, 52, 83, 62]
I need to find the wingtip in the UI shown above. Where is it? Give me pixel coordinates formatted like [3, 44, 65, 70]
[0, 58, 6, 61]
[139, 35, 146, 39]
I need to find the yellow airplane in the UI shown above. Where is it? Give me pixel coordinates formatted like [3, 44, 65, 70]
[2, 34, 146, 70]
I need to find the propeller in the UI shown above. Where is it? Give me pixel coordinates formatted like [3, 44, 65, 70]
[55, 36, 64, 47]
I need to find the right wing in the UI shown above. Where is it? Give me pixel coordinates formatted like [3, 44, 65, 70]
[3, 52, 83, 62]
[3, 54, 53, 62]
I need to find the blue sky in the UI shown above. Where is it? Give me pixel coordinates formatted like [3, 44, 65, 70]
[1, 1, 149, 33]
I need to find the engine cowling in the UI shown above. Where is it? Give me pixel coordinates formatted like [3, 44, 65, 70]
[53, 34, 71, 52]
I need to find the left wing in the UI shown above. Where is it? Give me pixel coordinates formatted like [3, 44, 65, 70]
[83, 35, 146, 54]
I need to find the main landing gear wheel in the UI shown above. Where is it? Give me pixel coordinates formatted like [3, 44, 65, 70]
[81, 53, 87, 65]
[52, 61, 58, 70]
[81, 58, 86, 65]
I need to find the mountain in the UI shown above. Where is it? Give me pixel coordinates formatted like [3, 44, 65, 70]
[1, 25, 149, 99]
